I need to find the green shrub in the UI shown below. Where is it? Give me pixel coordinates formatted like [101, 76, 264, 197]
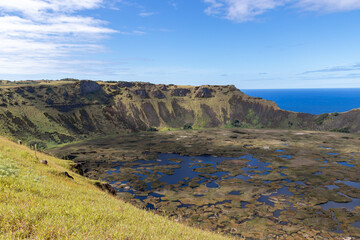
[146, 127, 158, 132]
[0, 156, 18, 177]
[28, 141, 47, 150]
[245, 109, 263, 128]
[183, 123, 193, 130]
[330, 127, 350, 133]
[230, 119, 241, 128]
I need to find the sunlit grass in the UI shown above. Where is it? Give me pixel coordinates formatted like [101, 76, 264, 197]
[0, 136, 232, 239]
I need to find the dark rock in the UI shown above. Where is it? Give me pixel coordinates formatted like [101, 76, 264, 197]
[243, 144, 253, 148]
[135, 90, 149, 99]
[46, 88, 54, 94]
[171, 89, 191, 97]
[80, 80, 101, 96]
[195, 87, 213, 98]
[153, 90, 165, 99]
[94, 182, 116, 195]
[26, 87, 35, 93]
[63, 171, 74, 179]
[63, 90, 69, 98]
[232, 130, 247, 134]
[71, 163, 84, 175]
[40, 160, 48, 165]
[51, 103, 87, 112]
[118, 81, 134, 88]
[15, 88, 24, 94]
[45, 98, 54, 105]
[228, 85, 237, 91]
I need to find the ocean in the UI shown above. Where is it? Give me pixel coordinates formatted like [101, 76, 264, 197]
[242, 88, 360, 115]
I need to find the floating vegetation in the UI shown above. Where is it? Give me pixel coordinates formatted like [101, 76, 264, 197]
[51, 128, 360, 238]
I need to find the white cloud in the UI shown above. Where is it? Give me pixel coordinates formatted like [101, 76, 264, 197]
[0, 15, 115, 37]
[296, 0, 360, 12]
[122, 30, 146, 35]
[204, 0, 284, 22]
[0, 0, 117, 76]
[168, 0, 178, 9]
[139, 12, 156, 17]
[0, 0, 103, 19]
[203, 0, 360, 22]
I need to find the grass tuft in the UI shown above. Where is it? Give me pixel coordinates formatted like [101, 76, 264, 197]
[0, 156, 18, 177]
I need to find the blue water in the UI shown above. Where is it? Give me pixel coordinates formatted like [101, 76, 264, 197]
[243, 88, 360, 115]
[337, 161, 355, 167]
[320, 196, 360, 211]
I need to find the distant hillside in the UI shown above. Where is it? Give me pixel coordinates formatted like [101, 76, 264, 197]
[0, 80, 358, 147]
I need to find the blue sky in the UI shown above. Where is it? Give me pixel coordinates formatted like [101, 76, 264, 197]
[1, 0, 360, 89]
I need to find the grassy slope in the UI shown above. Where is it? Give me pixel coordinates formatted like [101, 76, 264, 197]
[0, 137, 231, 240]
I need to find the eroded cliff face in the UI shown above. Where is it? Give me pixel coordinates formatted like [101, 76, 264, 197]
[0, 80, 357, 146]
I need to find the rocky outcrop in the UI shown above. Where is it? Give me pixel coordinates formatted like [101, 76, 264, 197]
[195, 88, 213, 98]
[153, 90, 165, 99]
[135, 90, 149, 99]
[63, 90, 69, 98]
[171, 89, 191, 97]
[94, 181, 116, 195]
[80, 81, 101, 96]
[118, 81, 134, 88]
[45, 98, 54, 105]
[15, 88, 23, 94]
[26, 87, 35, 93]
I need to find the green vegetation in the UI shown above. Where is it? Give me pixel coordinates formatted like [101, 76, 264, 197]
[0, 157, 18, 178]
[226, 112, 264, 129]
[28, 140, 47, 150]
[314, 113, 329, 125]
[183, 123, 193, 130]
[0, 137, 230, 239]
[146, 127, 158, 132]
[245, 109, 263, 128]
[229, 119, 241, 128]
[330, 127, 350, 133]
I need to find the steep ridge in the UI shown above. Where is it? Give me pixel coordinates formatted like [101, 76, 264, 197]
[0, 80, 357, 147]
